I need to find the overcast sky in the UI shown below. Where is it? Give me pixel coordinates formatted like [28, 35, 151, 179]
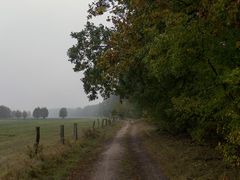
[0, 0, 104, 111]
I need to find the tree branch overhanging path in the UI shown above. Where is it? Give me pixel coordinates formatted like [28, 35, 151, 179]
[68, 0, 240, 166]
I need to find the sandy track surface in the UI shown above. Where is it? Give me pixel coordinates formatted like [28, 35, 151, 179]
[129, 122, 167, 180]
[90, 122, 130, 180]
[90, 121, 166, 180]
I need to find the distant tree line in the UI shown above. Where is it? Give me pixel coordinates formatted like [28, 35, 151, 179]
[0, 99, 138, 120]
[47, 96, 140, 119]
[0, 105, 70, 120]
[33, 107, 68, 119]
[0, 105, 30, 119]
[32, 107, 49, 119]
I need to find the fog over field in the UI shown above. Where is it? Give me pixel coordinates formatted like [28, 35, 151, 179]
[0, 0, 104, 111]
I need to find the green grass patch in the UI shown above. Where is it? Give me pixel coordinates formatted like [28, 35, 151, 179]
[0, 118, 95, 178]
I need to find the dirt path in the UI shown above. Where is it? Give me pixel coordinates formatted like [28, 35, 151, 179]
[90, 121, 130, 180]
[90, 121, 166, 180]
[128, 122, 167, 180]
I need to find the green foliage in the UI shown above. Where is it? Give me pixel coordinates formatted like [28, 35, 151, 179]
[97, 96, 142, 118]
[15, 110, 22, 119]
[40, 108, 49, 119]
[26, 144, 44, 160]
[0, 105, 11, 119]
[68, 22, 113, 100]
[33, 107, 41, 119]
[59, 108, 68, 119]
[22, 111, 28, 119]
[33, 107, 49, 119]
[68, 0, 240, 166]
[83, 129, 100, 139]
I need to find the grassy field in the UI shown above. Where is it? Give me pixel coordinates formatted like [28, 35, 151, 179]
[0, 118, 95, 176]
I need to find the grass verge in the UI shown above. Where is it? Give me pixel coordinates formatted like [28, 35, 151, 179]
[140, 121, 240, 180]
[2, 121, 123, 180]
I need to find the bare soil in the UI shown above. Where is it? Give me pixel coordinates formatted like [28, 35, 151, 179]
[127, 121, 167, 180]
[90, 121, 130, 180]
[69, 120, 240, 180]
[89, 121, 166, 180]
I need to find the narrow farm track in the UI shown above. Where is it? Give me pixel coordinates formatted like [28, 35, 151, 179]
[128, 122, 167, 180]
[90, 121, 130, 180]
[89, 120, 166, 180]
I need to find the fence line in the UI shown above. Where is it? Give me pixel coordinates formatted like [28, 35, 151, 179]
[33, 118, 118, 149]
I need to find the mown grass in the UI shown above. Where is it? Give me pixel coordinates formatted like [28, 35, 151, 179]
[0, 118, 95, 178]
[140, 122, 240, 180]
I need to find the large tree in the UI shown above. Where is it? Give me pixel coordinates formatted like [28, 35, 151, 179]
[15, 110, 22, 119]
[40, 107, 49, 119]
[22, 111, 28, 119]
[0, 106, 11, 119]
[11, 110, 17, 119]
[59, 108, 68, 119]
[68, 21, 113, 100]
[33, 107, 41, 119]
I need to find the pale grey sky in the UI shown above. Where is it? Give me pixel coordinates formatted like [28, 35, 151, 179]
[0, 0, 104, 111]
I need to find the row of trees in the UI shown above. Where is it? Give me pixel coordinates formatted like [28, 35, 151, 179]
[32, 107, 49, 119]
[0, 106, 11, 118]
[12, 110, 30, 119]
[68, 0, 240, 165]
[47, 96, 140, 118]
[0, 105, 30, 119]
[98, 96, 141, 119]
[0, 105, 68, 119]
[33, 107, 68, 119]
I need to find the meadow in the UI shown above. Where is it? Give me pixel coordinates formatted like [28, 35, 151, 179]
[0, 118, 95, 176]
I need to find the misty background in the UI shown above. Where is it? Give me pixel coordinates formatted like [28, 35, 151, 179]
[0, 0, 105, 111]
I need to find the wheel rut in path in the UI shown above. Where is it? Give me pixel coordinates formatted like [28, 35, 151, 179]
[91, 121, 129, 180]
[90, 121, 166, 180]
[129, 122, 167, 180]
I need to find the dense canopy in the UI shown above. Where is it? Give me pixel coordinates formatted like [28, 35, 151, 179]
[68, 0, 240, 165]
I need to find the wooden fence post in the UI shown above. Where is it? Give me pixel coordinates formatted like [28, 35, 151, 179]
[93, 120, 96, 129]
[102, 119, 104, 128]
[105, 119, 108, 126]
[60, 125, 65, 144]
[97, 119, 100, 128]
[73, 123, 78, 141]
[34, 126, 40, 154]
